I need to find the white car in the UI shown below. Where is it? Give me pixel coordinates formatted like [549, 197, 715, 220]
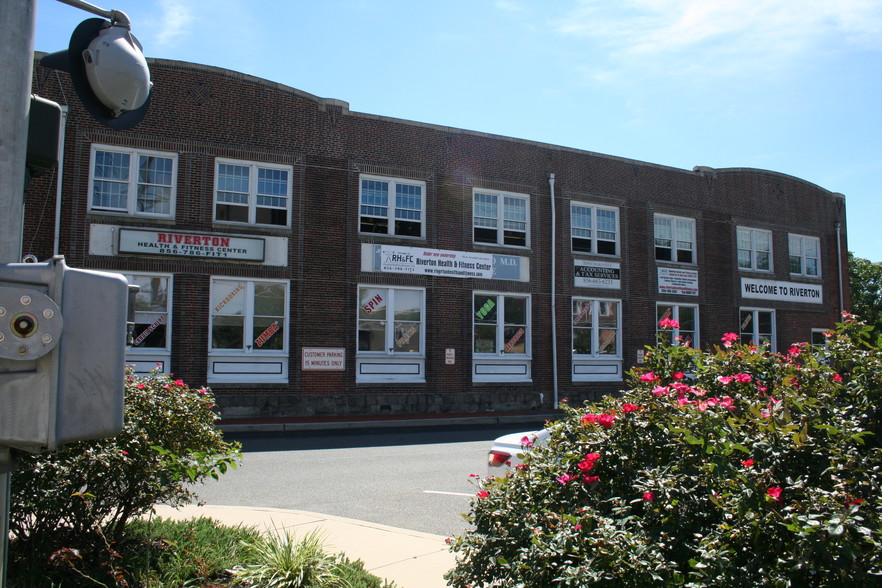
[487, 429, 550, 475]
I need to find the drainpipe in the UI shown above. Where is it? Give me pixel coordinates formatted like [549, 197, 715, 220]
[548, 173, 559, 409]
[835, 222, 844, 315]
[53, 106, 69, 256]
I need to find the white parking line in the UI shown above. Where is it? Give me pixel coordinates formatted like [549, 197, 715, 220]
[423, 490, 473, 497]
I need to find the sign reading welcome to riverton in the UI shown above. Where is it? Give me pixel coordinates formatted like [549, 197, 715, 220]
[119, 229, 265, 261]
[741, 278, 823, 304]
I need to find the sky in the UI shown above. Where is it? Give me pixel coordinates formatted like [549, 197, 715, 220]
[32, 0, 882, 262]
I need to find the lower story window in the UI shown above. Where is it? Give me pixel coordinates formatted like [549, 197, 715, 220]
[208, 278, 289, 383]
[473, 292, 531, 382]
[474, 293, 530, 355]
[572, 298, 622, 382]
[572, 298, 620, 357]
[125, 273, 172, 374]
[739, 308, 775, 351]
[358, 286, 424, 354]
[656, 303, 698, 347]
[357, 286, 425, 383]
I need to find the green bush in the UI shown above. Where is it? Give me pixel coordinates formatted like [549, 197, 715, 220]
[231, 528, 350, 588]
[8, 368, 241, 584]
[447, 314, 882, 587]
[123, 516, 260, 587]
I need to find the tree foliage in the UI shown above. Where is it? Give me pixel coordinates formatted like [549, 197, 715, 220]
[447, 315, 882, 587]
[849, 252, 882, 339]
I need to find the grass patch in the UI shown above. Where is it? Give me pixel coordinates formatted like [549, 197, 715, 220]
[8, 516, 396, 588]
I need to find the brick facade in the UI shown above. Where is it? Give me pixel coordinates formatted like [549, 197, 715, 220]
[25, 56, 849, 419]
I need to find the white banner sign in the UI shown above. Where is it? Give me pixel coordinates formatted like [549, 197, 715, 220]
[658, 267, 699, 296]
[364, 244, 528, 281]
[119, 229, 265, 261]
[741, 278, 823, 304]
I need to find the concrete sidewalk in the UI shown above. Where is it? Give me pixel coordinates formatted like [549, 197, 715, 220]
[152, 503, 456, 588]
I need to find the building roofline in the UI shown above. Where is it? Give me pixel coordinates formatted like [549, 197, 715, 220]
[35, 53, 842, 197]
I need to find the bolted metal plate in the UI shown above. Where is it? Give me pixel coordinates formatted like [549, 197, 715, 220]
[0, 286, 63, 361]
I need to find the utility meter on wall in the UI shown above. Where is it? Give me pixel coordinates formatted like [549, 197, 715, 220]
[0, 257, 129, 453]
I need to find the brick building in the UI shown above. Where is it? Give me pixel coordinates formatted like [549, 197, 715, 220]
[24, 56, 849, 420]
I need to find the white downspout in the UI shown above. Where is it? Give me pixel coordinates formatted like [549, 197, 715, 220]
[53, 106, 69, 256]
[835, 222, 844, 314]
[548, 173, 559, 408]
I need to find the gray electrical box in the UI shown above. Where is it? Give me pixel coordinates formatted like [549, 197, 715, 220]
[0, 256, 128, 452]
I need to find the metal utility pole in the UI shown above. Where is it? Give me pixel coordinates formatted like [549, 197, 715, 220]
[0, 2, 37, 584]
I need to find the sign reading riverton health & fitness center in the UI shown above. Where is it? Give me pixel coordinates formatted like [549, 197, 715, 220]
[119, 229, 265, 261]
[362, 244, 529, 282]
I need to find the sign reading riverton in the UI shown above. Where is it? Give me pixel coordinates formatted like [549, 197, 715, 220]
[119, 229, 265, 261]
[741, 278, 823, 304]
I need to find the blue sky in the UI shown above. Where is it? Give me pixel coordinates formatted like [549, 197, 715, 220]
[34, 0, 882, 262]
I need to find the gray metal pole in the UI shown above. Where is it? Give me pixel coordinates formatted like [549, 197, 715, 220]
[0, 1, 37, 585]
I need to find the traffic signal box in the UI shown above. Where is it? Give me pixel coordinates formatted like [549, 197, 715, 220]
[0, 257, 129, 452]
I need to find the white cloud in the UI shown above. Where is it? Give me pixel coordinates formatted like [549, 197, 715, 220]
[153, 0, 195, 47]
[554, 0, 882, 77]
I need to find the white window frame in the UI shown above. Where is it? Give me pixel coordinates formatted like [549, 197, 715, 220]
[811, 328, 830, 350]
[357, 286, 426, 356]
[473, 292, 532, 383]
[214, 158, 293, 227]
[356, 286, 426, 383]
[789, 234, 821, 278]
[473, 292, 531, 357]
[88, 144, 177, 218]
[737, 227, 772, 272]
[571, 202, 619, 256]
[739, 307, 776, 351]
[124, 273, 172, 374]
[572, 298, 621, 358]
[208, 277, 289, 383]
[654, 214, 695, 264]
[359, 175, 426, 239]
[473, 188, 530, 248]
[656, 303, 699, 348]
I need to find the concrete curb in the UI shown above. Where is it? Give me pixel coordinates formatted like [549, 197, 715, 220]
[219, 412, 561, 434]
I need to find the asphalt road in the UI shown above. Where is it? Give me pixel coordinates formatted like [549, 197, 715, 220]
[186, 422, 547, 538]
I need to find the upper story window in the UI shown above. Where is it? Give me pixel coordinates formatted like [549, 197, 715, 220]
[572, 298, 620, 357]
[359, 176, 425, 238]
[654, 214, 695, 264]
[737, 227, 772, 272]
[473, 189, 529, 248]
[215, 159, 292, 227]
[89, 145, 177, 218]
[789, 234, 820, 277]
[571, 202, 619, 256]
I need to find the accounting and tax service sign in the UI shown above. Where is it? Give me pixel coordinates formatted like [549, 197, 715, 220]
[741, 278, 823, 304]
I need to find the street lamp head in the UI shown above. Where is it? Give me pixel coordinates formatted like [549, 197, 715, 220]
[40, 18, 152, 130]
[82, 23, 152, 116]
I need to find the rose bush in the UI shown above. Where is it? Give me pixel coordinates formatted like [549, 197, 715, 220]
[9, 368, 240, 570]
[447, 314, 882, 587]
